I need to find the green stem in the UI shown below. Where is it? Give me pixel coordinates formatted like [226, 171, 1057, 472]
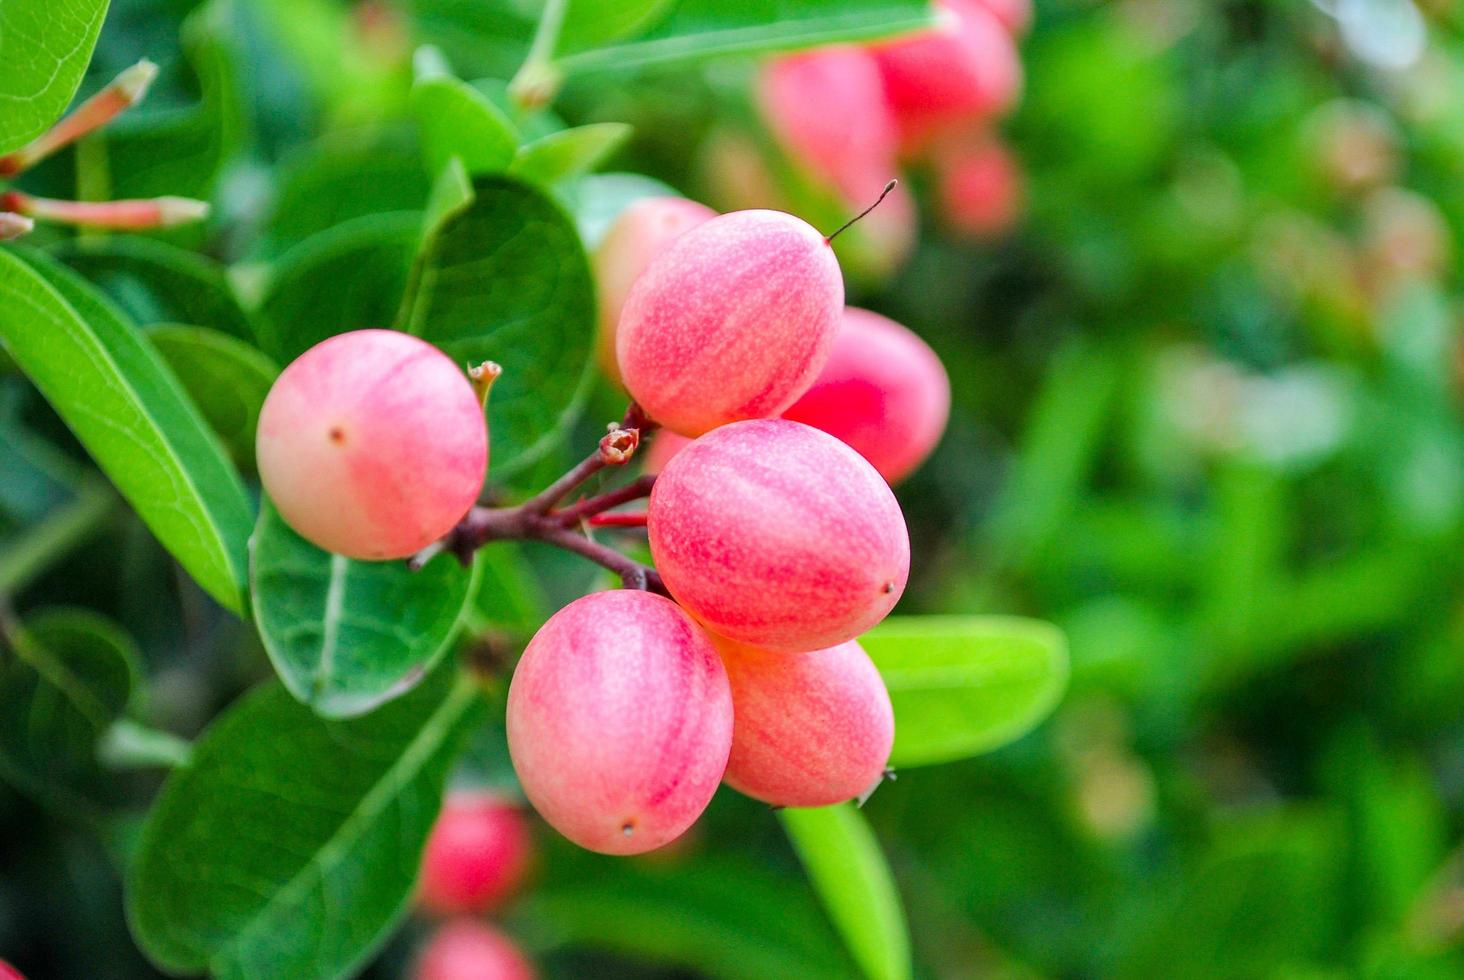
[509, 0, 570, 109]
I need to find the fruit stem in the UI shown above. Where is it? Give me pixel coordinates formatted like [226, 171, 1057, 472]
[585, 511, 649, 528]
[521, 403, 655, 514]
[1, 190, 208, 229]
[0, 60, 158, 178]
[551, 476, 655, 526]
[825, 179, 899, 244]
[508, 0, 568, 109]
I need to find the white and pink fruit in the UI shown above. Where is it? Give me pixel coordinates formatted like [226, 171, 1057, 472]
[417, 792, 532, 915]
[413, 920, 535, 980]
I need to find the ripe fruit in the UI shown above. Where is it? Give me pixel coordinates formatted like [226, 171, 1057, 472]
[641, 430, 691, 475]
[757, 46, 900, 203]
[506, 590, 733, 854]
[615, 210, 844, 436]
[256, 329, 486, 560]
[973, 0, 1033, 36]
[783, 307, 950, 484]
[931, 135, 1024, 240]
[413, 920, 535, 980]
[871, 0, 1023, 152]
[716, 637, 894, 807]
[593, 197, 716, 385]
[418, 792, 532, 915]
[648, 419, 910, 652]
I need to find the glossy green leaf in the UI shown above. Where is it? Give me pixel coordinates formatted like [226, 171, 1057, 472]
[559, 0, 676, 51]
[553, 0, 936, 75]
[0, 609, 141, 816]
[255, 210, 421, 364]
[862, 616, 1069, 767]
[52, 238, 254, 341]
[509, 123, 632, 187]
[0, 250, 253, 614]
[126, 666, 485, 979]
[146, 325, 278, 470]
[0, 0, 111, 154]
[249, 499, 477, 718]
[471, 543, 549, 635]
[780, 804, 911, 980]
[397, 175, 597, 481]
[411, 72, 519, 177]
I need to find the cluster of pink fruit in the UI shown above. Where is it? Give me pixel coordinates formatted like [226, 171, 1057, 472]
[257, 201, 950, 865]
[757, 0, 1030, 249]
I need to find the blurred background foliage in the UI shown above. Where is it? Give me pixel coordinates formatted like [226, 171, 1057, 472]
[5, 0, 1464, 976]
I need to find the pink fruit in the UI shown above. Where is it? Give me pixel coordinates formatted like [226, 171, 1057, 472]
[641, 431, 691, 475]
[716, 636, 894, 807]
[615, 209, 844, 437]
[506, 590, 733, 855]
[413, 920, 536, 980]
[418, 792, 532, 915]
[0, 960, 24, 980]
[757, 47, 901, 204]
[971, 0, 1033, 35]
[593, 197, 717, 385]
[783, 307, 950, 484]
[931, 135, 1024, 240]
[871, 0, 1023, 153]
[256, 329, 486, 560]
[648, 419, 910, 652]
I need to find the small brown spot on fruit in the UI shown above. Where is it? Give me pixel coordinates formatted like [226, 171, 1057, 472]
[882, 581, 895, 594]
[328, 426, 346, 445]
[621, 820, 635, 837]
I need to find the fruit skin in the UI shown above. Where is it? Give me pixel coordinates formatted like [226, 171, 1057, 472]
[417, 792, 532, 915]
[783, 307, 951, 484]
[413, 919, 536, 980]
[648, 419, 910, 653]
[593, 197, 716, 385]
[716, 636, 894, 807]
[641, 430, 691, 475]
[871, 0, 1023, 153]
[256, 329, 486, 560]
[0, 960, 25, 980]
[615, 209, 844, 437]
[506, 590, 733, 855]
[931, 135, 1024, 240]
[974, 0, 1033, 35]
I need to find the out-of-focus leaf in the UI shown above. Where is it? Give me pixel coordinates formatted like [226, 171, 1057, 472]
[146, 325, 278, 471]
[0, 250, 253, 615]
[471, 543, 549, 634]
[126, 666, 484, 979]
[254, 210, 420, 364]
[411, 69, 519, 177]
[0, 609, 141, 816]
[780, 804, 911, 980]
[569, 171, 684, 246]
[249, 499, 477, 718]
[862, 616, 1069, 767]
[0, 0, 111, 154]
[51, 238, 254, 341]
[509, 123, 632, 187]
[396, 175, 596, 482]
[559, 0, 676, 51]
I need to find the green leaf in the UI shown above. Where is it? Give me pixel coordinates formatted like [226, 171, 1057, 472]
[861, 616, 1069, 767]
[255, 210, 421, 364]
[509, 123, 632, 187]
[0, 250, 254, 614]
[779, 804, 911, 980]
[51, 237, 255, 342]
[411, 71, 519, 177]
[146, 325, 278, 471]
[0, 0, 111, 154]
[0, 608, 141, 816]
[559, 0, 676, 51]
[126, 666, 485, 979]
[249, 499, 478, 718]
[470, 543, 549, 635]
[397, 175, 597, 481]
[553, 0, 936, 75]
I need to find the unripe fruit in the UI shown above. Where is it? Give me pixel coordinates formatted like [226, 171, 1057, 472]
[615, 210, 844, 437]
[507, 590, 732, 855]
[256, 329, 486, 560]
[783, 307, 951, 484]
[648, 419, 909, 652]
[417, 792, 532, 915]
[931, 134, 1023, 240]
[871, 0, 1023, 153]
[413, 920, 535, 980]
[716, 637, 894, 807]
[758, 47, 900, 204]
[593, 197, 717, 385]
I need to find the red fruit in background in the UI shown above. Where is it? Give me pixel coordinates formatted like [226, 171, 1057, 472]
[783, 307, 951, 484]
[648, 419, 910, 653]
[506, 591, 733, 855]
[413, 920, 535, 980]
[716, 636, 894, 807]
[930, 135, 1024, 240]
[615, 209, 844, 436]
[256, 329, 487, 560]
[971, 0, 1033, 36]
[757, 46, 901, 204]
[593, 197, 717, 385]
[418, 792, 532, 915]
[871, 0, 1023, 153]
[0, 960, 25, 980]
